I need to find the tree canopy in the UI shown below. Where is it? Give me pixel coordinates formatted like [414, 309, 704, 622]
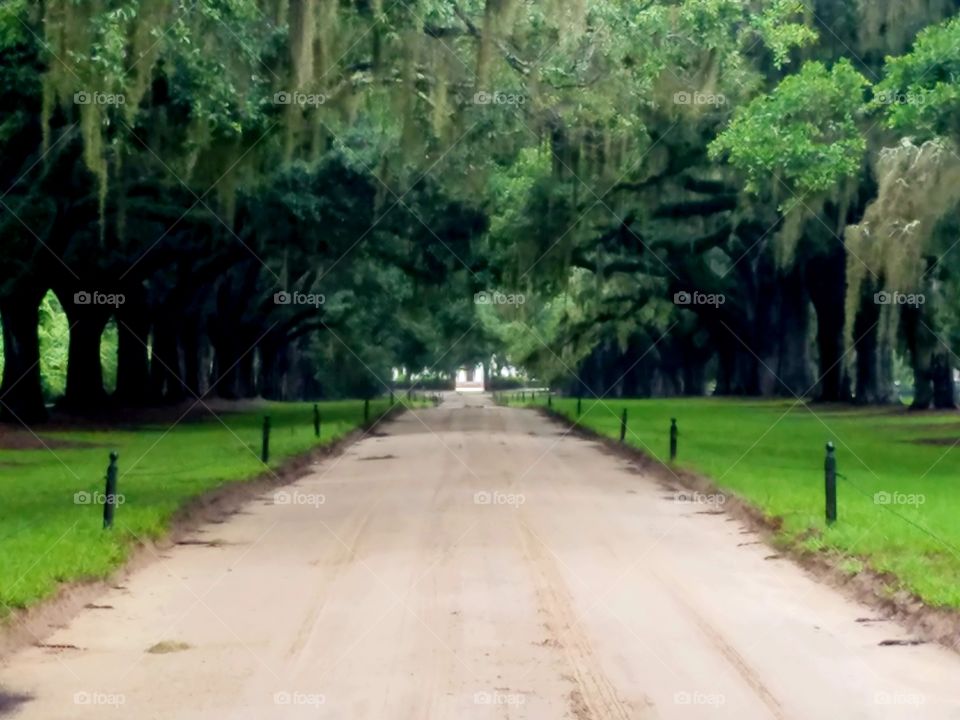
[3, 0, 960, 420]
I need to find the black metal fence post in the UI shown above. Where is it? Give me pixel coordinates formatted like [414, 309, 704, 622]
[619, 409, 628, 443]
[364, 398, 370, 424]
[261, 416, 271, 463]
[103, 451, 119, 530]
[577, 396, 582, 417]
[669, 418, 678, 462]
[313, 403, 321, 438]
[825, 441, 837, 525]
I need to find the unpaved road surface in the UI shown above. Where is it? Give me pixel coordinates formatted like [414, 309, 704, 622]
[2, 393, 958, 719]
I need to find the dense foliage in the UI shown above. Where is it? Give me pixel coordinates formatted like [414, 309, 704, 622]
[3, 1, 960, 420]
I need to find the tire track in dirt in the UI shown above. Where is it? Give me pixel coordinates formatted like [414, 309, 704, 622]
[285, 503, 379, 665]
[516, 519, 645, 720]
[650, 568, 788, 720]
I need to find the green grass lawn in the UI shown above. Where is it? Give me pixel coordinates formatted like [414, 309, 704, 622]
[0, 398, 412, 614]
[504, 393, 960, 609]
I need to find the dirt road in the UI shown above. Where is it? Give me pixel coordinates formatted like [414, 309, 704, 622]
[2, 393, 958, 719]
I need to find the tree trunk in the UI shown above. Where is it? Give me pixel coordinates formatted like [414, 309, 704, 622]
[904, 306, 933, 410]
[180, 327, 203, 399]
[932, 352, 956, 409]
[715, 332, 760, 395]
[853, 300, 896, 404]
[238, 348, 257, 398]
[808, 247, 849, 402]
[260, 342, 285, 400]
[115, 312, 150, 406]
[150, 321, 184, 403]
[62, 308, 110, 410]
[213, 339, 237, 398]
[0, 292, 47, 423]
[774, 269, 813, 396]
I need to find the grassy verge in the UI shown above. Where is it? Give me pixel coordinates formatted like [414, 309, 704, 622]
[0, 398, 413, 614]
[503, 394, 960, 609]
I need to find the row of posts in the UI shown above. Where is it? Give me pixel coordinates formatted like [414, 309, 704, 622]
[99, 394, 839, 528]
[495, 393, 679, 464]
[498, 391, 841, 526]
[100, 391, 433, 530]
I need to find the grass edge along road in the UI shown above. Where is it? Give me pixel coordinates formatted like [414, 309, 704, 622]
[504, 394, 960, 610]
[0, 398, 420, 615]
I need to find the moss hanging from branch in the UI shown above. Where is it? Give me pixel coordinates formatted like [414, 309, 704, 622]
[312, 0, 339, 83]
[289, 0, 317, 88]
[476, 0, 497, 90]
[857, 0, 954, 56]
[431, 43, 451, 139]
[844, 138, 960, 348]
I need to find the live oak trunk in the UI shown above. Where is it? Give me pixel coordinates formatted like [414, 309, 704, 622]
[853, 298, 896, 404]
[62, 307, 110, 410]
[807, 230, 851, 402]
[150, 320, 184, 403]
[0, 291, 47, 423]
[115, 309, 150, 406]
[772, 268, 813, 397]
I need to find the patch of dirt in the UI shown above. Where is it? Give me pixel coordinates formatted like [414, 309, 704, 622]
[359, 454, 397, 461]
[811, 404, 909, 417]
[146, 640, 191, 654]
[568, 689, 591, 720]
[0, 398, 295, 437]
[897, 421, 960, 432]
[0, 432, 104, 450]
[879, 639, 927, 647]
[45, 398, 268, 430]
[909, 437, 960, 446]
[0, 688, 32, 716]
[535, 407, 960, 655]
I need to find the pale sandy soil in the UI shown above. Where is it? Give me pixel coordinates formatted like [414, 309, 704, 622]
[1, 393, 957, 719]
